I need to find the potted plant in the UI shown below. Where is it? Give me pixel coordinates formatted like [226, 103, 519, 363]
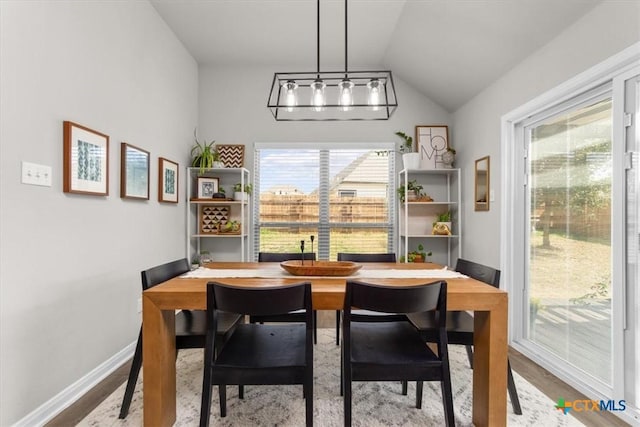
[221, 220, 240, 233]
[233, 182, 252, 201]
[402, 243, 432, 263]
[191, 254, 201, 269]
[432, 211, 452, 235]
[396, 131, 420, 169]
[397, 179, 425, 202]
[191, 128, 223, 174]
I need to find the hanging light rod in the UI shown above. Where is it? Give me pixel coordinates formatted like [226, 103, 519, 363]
[267, 0, 398, 121]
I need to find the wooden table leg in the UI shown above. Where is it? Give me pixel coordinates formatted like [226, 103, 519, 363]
[143, 295, 176, 427]
[472, 298, 508, 427]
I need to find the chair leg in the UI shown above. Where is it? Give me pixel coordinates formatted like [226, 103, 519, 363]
[507, 360, 522, 415]
[441, 368, 455, 427]
[239, 385, 244, 400]
[402, 381, 408, 395]
[343, 373, 352, 427]
[335, 310, 341, 345]
[465, 345, 474, 369]
[200, 333, 214, 427]
[219, 385, 227, 417]
[416, 381, 423, 409]
[305, 375, 313, 427]
[313, 310, 318, 345]
[119, 329, 143, 419]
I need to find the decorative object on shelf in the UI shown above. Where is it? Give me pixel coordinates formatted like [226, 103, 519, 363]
[416, 125, 449, 170]
[220, 220, 241, 234]
[401, 244, 432, 263]
[432, 211, 452, 235]
[63, 121, 109, 196]
[310, 235, 315, 266]
[120, 142, 149, 200]
[233, 182, 252, 201]
[191, 129, 222, 174]
[212, 187, 227, 199]
[441, 147, 456, 168]
[280, 260, 362, 276]
[395, 131, 420, 170]
[397, 179, 432, 202]
[267, 0, 397, 121]
[158, 157, 179, 203]
[200, 205, 229, 234]
[197, 177, 219, 199]
[191, 254, 201, 269]
[300, 240, 306, 265]
[200, 250, 213, 263]
[217, 144, 245, 168]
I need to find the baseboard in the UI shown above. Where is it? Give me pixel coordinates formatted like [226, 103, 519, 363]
[12, 341, 136, 427]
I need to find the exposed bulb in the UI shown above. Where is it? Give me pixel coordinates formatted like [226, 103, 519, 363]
[310, 79, 326, 111]
[367, 79, 383, 111]
[338, 79, 354, 111]
[282, 80, 298, 112]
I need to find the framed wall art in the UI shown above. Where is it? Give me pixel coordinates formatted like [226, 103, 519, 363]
[415, 125, 449, 169]
[158, 157, 179, 203]
[120, 143, 149, 200]
[63, 121, 109, 195]
[217, 144, 245, 168]
[197, 177, 219, 199]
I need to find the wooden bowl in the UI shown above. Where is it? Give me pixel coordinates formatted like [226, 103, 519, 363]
[280, 260, 362, 277]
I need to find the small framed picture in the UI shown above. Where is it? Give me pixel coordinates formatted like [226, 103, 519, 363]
[120, 143, 150, 200]
[197, 177, 219, 199]
[158, 157, 179, 203]
[63, 121, 109, 195]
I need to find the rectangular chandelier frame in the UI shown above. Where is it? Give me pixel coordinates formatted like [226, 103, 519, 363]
[267, 70, 398, 121]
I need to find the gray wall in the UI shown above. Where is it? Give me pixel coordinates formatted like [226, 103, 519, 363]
[0, 1, 198, 424]
[452, 1, 640, 269]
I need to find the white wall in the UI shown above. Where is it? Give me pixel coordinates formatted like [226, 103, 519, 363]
[452, 0, 640, 269]
[0, 1, 198, 424]
[198, 65, 451, 171]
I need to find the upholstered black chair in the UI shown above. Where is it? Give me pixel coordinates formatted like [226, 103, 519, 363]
[335, 253, 402, 345]
[252, 252, 318, 344]
[342, 280, 455, 426]
[407, 258, 522, 415]
[200, 282, 313, 427]
[118, 258, 243, 419]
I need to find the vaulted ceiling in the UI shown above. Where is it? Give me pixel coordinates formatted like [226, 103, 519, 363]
[150, 0, 600, 112]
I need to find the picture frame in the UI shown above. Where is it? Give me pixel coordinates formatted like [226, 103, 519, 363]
[120, 143, 149, 200]
[63, 121, 109, 195]
[415, 125, 449, 170]
[217, 144, 245, 168]
[158, 157, 179, 203]
[197, 177, 219, 199]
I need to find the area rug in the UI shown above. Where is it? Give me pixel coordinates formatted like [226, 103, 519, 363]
[79, 329, 583, 426]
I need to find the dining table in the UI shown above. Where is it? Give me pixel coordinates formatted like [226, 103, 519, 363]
[142, 261, 508, 427]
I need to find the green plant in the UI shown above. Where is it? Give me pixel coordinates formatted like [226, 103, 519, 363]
[190, 128, 220, 174]
[233, 183, 252, 194]
[395, 131, 413, 153]
[434, 211, 452, 223]
[397, 179, 424, 202]
[191, 253, 201, 265]
[406, 243, 432, 262]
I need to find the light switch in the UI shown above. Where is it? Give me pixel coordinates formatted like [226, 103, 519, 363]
[490, 189, 495, 202]
[21, 161, 52, 187]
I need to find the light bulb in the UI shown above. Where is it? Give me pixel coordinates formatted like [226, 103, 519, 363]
[310, 79, 326, 111]
[282, 80, 298, 112]
[338, 79, 354, 111]
[367, 79, 383, 111]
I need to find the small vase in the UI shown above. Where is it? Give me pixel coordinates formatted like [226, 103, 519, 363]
[212, 161, 225, 168]
[402, 153, 420, 170]
[233, 191, 247, 201]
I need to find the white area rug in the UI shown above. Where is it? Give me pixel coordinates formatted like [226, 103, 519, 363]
[80, 329, 583, 426]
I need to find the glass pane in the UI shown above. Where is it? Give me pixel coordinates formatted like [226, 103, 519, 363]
[528, 97, 612, 384]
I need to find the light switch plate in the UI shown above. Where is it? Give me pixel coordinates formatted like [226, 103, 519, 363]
[490, 189, 495, 202]
[21, 161, 52, 187]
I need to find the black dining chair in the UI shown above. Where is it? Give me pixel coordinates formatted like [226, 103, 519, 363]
[342, 280, 455, 426]
[252, 252, 318, 344]
[406, 258, 522, 415]
[335, 253, 402, 345]
[118, 258, 243, 419]
[200, 281, 314, 427]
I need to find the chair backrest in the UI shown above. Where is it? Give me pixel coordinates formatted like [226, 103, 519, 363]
[208, 282, 312, 317]
[141, 258, 190, 291]
[337, 253, 396, 263]
[258, 252, 317, 262]
[344, 280, 446, 317]
[455, 258, 500, 288]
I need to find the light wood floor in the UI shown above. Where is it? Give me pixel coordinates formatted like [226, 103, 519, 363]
[45, 313, 630, 427]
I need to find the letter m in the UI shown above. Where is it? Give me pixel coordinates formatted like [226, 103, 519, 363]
[600, 400, 614, 411]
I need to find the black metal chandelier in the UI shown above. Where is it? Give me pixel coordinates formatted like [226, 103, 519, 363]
[267, 0, 398, 121]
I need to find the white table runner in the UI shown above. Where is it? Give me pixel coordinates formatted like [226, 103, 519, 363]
[181, 266, 468, 280]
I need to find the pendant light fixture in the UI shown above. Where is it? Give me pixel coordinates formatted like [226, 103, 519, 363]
[267, 0, 398, 121]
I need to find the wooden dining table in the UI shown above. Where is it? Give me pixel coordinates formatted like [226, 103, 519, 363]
[142, 261, 508, 427]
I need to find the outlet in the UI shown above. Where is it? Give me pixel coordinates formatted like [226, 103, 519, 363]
[137, 298, 142, 313]
[21, 161, 52, 187]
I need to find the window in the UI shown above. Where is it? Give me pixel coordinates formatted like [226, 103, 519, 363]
[253, 143, 396, 260]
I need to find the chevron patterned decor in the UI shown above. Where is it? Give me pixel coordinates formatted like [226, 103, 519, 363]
[217, 144, 245, 168]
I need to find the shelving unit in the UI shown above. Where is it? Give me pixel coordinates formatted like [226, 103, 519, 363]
[186, 167, 250, 262]
[398, 168, 461, 267]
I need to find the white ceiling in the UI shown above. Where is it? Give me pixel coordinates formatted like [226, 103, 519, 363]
[150, 0, 601, 112]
